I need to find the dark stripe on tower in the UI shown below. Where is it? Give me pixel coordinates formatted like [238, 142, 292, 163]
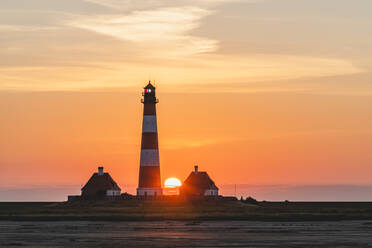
[138, 166, 161, 188]
[141, 133, 158, 149]
[143, 104, 156, 115]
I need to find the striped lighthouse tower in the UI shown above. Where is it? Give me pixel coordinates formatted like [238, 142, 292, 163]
[137, 82, 163, 197]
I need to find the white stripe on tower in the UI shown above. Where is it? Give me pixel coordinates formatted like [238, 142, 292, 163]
[142, 116, 157, 133]
[140, 149, 159, 166]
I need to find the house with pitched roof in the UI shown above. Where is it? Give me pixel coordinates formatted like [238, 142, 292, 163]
[180, 166, 219, 196]
[81, 167, 121, 198]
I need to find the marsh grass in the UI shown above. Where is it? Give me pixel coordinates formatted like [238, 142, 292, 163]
[1, 201, 372, 221]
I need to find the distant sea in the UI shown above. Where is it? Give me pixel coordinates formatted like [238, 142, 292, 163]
[1, 184, 372, 202]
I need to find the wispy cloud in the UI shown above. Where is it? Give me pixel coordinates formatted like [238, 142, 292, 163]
[67, 7, 218, 56]
[69, 7, 210, 42]
[83, 0, 250, 10]
[0, 54, 362, 92]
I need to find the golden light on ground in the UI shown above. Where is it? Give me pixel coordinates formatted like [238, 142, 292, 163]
[164, 178, 182, 188]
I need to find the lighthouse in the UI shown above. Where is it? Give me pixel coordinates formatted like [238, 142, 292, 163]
[137, 82, 163, 197]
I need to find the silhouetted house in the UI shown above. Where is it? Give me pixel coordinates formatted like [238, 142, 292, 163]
[180, 166, 219, 196]
[81, 167, 121, 198]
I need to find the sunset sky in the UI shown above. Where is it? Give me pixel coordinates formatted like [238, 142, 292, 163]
[1, 0, 372, 199]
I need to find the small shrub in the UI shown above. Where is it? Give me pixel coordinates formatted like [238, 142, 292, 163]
[242, 197, 258, 204]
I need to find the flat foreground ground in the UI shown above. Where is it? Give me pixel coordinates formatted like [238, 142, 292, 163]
[2, 201, 372, 221]
[1, 220, 372, 247]
[2, 202, 372, 247]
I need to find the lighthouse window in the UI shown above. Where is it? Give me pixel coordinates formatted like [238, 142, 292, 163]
[145, 89, 152, 93]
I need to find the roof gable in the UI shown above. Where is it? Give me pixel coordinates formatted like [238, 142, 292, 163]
[183, 171, 218, 190]
[81, 173, 121, 196]
[144, 82, 155, 89]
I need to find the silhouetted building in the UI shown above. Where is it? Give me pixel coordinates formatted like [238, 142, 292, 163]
[180, 166, 219, 196]
[81, 167, 121, 198]
[137, 82, 162, 197]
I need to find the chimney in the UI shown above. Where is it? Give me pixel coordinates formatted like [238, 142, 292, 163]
[98, 167, 104, 176]
[194, 165, 198, 174]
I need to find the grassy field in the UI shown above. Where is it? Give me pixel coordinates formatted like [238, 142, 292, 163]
[1, 200, 372, 221]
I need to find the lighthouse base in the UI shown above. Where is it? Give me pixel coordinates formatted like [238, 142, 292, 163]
[137, 188, 163, 197]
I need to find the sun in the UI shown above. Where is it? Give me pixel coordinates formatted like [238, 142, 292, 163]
[164, 178, 182, 188]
